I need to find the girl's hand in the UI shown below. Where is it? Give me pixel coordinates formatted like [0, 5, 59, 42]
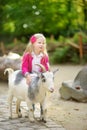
[26, 74, 31, 85]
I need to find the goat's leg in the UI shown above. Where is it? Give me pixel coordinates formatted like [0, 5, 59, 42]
[16, 100, 22, 118]
[8, 94, 13, 119]
[26, 99, 35, 122]
[40, 102, 47, 123]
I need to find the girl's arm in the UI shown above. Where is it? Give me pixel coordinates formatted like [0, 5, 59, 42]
[21, 53, 30, 76]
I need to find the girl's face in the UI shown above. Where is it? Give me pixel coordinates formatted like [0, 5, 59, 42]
[33, 37, 45, 54]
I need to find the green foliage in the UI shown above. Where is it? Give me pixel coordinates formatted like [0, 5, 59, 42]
[73, 33, 79, 44]
[70, 53, 80, 64]
[58, 35, 65, 44]
[73, 32, 87, 44]
[50, 46, 70, 64]
[0, 0, 87, 40]
[49, 32, 87, 64]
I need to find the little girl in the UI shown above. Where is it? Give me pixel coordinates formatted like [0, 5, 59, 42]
[21, 33, 50, 85]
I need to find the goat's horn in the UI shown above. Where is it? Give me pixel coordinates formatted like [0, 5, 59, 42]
[53, 68, 59, 75]
[35, 63, 46, 72]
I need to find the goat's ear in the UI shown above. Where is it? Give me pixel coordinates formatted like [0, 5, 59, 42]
[41, 73, 46, 82]
[36, 73, 43, 79]
[41, 73, 44, 78]
[53, 68, 59, 75]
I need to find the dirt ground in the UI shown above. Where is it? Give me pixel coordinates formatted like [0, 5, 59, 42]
[0, 64, 87, 130]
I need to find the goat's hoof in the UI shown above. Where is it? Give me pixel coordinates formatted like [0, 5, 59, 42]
[18, 113, 22, 118]
[9, 116, 12, 119]
[29, 118, 35, 123]
[25, 115, 28, 118]
[41, 118, 47, 123]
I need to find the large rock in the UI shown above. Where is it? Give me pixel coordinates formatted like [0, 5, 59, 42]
[0, 52, 22, 81]
[59, 67, 87, 102]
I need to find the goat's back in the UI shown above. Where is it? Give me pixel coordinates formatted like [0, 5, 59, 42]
[7, 70, 28, 100]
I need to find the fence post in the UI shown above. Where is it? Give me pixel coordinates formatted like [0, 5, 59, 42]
[79, 34, 83, 60]
[0, 42, 6, 55]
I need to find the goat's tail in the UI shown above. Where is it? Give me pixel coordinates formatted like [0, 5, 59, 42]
[4, 68, 14, 76]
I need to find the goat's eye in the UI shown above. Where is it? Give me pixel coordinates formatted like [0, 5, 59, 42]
[42, 78, 46, 82]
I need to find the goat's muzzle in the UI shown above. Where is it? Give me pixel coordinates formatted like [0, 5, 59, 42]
[50, 88, 54, 93]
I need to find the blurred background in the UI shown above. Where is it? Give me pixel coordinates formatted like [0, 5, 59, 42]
[0, 0, 87, 65]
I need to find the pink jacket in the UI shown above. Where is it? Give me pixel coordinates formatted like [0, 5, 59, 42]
[21, 53, 49, 75]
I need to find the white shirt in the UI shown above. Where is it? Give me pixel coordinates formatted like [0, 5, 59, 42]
[32, 52, 43, 73]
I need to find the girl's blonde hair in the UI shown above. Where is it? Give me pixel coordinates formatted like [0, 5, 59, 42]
[24, 33, 47, 55]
